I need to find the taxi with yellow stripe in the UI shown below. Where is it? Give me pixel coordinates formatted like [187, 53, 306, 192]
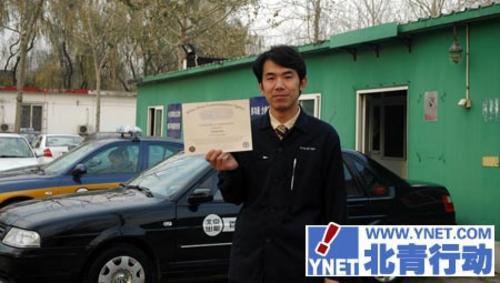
[0, 131, 182, 207]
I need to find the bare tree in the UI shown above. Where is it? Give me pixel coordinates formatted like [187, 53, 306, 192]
[407, 0, 447, 18]
[405, 0, 497, 19]
[122, 0, 255, 70]
[40, 0, 79, 89]
[353, 0, 395, 27]
[74, 0, 127, 132]
[0, 0, 45, 132]
[0, 2, 6, 26]
[254, 0, 337, 45]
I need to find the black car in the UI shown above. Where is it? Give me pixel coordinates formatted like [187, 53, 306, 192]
[0, 150, 455, 283]
[0, 132, 183, 207]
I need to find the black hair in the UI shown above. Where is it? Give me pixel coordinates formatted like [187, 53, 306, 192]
[252, 45, 307, 83]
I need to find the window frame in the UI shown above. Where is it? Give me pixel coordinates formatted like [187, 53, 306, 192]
[145, 142, 179, 168]
[80, 142, 141, 175]
[345, 154, 396, 200]
[147, 105, 164, 137]
[299, 93, 321, 118]
[355, 86, 408, 161]
[21, 103, 44, 132]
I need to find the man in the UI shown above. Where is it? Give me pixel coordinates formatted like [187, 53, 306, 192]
[105, 148, 133, 173]
[206, 45, 346, 283]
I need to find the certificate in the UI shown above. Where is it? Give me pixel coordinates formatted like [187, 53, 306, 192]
[182, 99, 253, 155]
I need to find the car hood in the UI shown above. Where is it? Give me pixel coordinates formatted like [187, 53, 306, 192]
[0, 158, 39, 172]
[0, 166, 54, 188]
[0, 189, 165, 229]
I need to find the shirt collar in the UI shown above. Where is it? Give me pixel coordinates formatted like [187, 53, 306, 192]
[269, 107, 301, 130]
[257, 106, 309, 134]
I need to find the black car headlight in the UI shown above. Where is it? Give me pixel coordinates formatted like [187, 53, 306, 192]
[2, 227, 40, 248]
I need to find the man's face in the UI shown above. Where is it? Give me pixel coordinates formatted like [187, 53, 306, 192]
[259, 59, 307, 113]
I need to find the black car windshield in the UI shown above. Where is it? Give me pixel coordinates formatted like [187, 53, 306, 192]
[44, 142, 100, 174]
[128, 153, 209, 199]
[0, 137, 34, 158]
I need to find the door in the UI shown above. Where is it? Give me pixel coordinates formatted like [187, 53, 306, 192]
[175, 171, 240, 270]
[53, 143, 141, 195]
[344, 153, 396, 225]
[357, 88, 408, 178]
[343, 162, 372, 225]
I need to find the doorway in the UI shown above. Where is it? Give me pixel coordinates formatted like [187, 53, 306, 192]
[356, 87, 408, 178]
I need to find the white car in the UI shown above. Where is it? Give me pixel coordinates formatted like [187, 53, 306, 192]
[32, 134, 83, 164]
[0, 133, 39, 171]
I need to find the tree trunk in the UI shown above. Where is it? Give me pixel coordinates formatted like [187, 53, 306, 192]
[15, 31, 28, 133]
[14, 0, 44, 132]
[94, 60, 101, 133]
[313, 0, 321, 42]
[62, 41, 73, 88]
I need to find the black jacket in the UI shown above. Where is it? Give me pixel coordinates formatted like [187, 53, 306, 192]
[219, 110, 346, 283]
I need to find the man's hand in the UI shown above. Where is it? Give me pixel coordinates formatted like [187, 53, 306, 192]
[205, 149, 239, 171]
[324, 279, 339, 283]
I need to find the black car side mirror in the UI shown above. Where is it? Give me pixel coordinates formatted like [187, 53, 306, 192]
[71, 163, 87, 177]
[188, 188, 213, 204]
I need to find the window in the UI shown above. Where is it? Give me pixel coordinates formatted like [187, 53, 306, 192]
[147, 144, 176, 168]
[21, 104, 43, 131]
[190, 172, 225, 202]
[364, 90, 406, 159]
[350, 157, 390, 198]
[371, 105, 381, 152]
[299, 93, 321, 118]
[384, 105, 405, 157]
[0, 137, 34, 158]
[33, 136, 43, 149]
[128, 155, 208, 198]
[83, 144, 139, 174]
[199, 173, 224, 202]
[344, 164, 363, 198]
[148, 106, 164, 136]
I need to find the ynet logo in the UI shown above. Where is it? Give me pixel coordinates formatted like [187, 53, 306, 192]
[306, 223, 495, 278]
[306, 223, 359, 276]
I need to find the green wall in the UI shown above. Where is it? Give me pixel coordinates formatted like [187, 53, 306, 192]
[137, 66, 260, 132]
[137, 18, 500, 239]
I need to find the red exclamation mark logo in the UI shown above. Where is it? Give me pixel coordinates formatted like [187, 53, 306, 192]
[315, 222, 341, 256]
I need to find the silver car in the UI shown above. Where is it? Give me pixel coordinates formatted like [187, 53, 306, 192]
[0, 133, 39, 171]
[32, 134, 83, 164]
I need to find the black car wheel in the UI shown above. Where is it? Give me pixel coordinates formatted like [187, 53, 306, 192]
[86, 244, 156, 283]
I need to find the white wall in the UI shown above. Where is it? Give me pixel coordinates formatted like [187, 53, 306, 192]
[0, 91, 136, 134]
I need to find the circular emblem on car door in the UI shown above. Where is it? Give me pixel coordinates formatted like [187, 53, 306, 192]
[202, 214, 223, 237]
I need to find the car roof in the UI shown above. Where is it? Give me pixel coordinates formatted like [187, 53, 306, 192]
[43, 134, 81, 137]
[341, 148, 364, 157]
[0, 133, 24, 138]
[84, 135, 183, 145]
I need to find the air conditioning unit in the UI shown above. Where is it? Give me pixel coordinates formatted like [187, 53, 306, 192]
[0, 123, 13, 132]
[78, 124, 89, 135]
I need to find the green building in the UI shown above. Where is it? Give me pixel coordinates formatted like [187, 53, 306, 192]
[137, 4, 500, 240]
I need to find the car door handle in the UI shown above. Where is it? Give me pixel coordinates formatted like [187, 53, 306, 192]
[44, 191, 53, 195]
